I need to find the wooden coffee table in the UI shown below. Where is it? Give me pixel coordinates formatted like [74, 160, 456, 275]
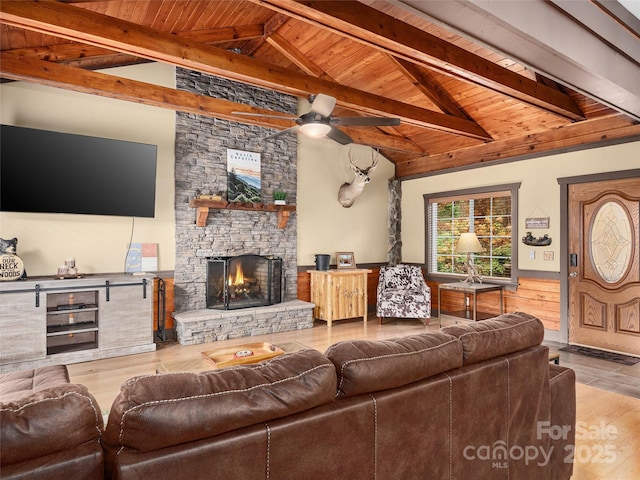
[156, 341, 309, 373]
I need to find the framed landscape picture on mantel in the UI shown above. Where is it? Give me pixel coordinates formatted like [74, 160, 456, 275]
[336, 252, 356, 269]
[227, 149, 261, 203]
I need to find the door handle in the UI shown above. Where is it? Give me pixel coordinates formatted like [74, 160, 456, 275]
[569, 272, 577, 277]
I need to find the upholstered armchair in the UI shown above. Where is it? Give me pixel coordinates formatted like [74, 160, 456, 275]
[376, 264, 431, 321]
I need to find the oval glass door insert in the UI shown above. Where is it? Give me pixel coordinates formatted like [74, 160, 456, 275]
[590, 201, 632, 283]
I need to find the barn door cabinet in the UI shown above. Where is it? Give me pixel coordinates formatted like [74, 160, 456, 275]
[0, 274, 155, 373]
[308, 269, 371, 326]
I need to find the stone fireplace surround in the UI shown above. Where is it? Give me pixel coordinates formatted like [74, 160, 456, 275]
[173, 71, 313, 343]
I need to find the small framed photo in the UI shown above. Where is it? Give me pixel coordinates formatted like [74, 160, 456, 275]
[336, 252, 356, 269]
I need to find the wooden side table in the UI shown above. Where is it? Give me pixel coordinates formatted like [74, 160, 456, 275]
[308, 269, 372, 326]
[437, 282, 504, 327]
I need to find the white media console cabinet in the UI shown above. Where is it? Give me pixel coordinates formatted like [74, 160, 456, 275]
[0, 274, 155, 373]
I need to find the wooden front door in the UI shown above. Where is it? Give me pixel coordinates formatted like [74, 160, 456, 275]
[568, 177, 640, 356]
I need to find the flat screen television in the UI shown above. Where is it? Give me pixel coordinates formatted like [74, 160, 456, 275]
[0, 124, 157, 217]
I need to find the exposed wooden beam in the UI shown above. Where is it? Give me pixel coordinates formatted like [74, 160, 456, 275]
[178, 24, 265, 44]
[0, 52, 422, 153]
[242, 13, 289, 56]
[337, 127, 425, 154]
[0, 0, 492, 141]
[396, 114, 640, 178]
[3, 23, 265, 65]
[0, 51, 292, 129]
[389, 56, 471, 120]
[253, 0, 585, 121]
[266, 32, 327, 79]
[4, 44, 126, 64]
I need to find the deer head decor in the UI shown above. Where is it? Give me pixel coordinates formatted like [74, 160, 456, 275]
[338, 148, 379, 208]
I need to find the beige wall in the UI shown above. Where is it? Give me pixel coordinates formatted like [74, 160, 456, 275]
[0, 63, 177, 276]
[401, 141, 640, 271]
[296, 136, 395, 267]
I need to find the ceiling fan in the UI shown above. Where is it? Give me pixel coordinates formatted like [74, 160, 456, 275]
[232, 94, 400, 144]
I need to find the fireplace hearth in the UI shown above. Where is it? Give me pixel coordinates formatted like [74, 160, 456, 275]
[206, 254, 282, 310]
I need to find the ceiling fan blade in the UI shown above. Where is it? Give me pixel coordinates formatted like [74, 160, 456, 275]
[309, 94, 336, 118]
[326, 127, 353, 145]
[264, 125, 301, 140]
[333, 116, 401, 127]
[232, 111, 297, 121]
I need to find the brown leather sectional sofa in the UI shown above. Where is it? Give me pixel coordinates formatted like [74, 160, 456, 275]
[1, 312, 576, 480]
[0, 365, 104, 479]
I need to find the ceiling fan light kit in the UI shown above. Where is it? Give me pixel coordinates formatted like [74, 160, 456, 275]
[299, 122, 331, 138]
[233, 93, 399, 145]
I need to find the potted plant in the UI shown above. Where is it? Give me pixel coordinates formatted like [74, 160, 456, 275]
[273, 191, 288, 205]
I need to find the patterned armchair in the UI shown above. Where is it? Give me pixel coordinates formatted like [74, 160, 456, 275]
[376, 264, 431, 320]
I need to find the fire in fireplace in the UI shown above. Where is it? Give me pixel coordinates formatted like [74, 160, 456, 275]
[206, 254, 282, 310]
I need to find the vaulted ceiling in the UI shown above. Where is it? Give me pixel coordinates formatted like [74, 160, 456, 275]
[1, 0, 639, 178]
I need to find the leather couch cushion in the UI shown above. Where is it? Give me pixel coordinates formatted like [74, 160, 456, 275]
[0, 383, 104, 466]
[325, 332, 462, 398]
[103, 349, 336, 453]
[0, 365, 69, 403]
[441, 311, 544, 365]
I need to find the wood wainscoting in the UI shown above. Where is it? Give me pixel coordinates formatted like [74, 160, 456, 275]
[431, 277, 561, 331]
[152, 270, 558, 334]
[298, 268, 561, 331]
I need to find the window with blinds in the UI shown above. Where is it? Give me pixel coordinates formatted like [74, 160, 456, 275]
[424, 184, 519, 282]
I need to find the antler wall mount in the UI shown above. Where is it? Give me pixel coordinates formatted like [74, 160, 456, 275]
[337, 148, 380, 208]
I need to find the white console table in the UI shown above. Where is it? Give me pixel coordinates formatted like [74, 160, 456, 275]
[0, 274, 156, 373]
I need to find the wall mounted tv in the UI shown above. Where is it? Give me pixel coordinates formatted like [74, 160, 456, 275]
[0, 125, 157, 217]
[0, 124, 157, 218]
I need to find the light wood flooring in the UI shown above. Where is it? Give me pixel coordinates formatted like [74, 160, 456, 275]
[67, 316, 640, 480]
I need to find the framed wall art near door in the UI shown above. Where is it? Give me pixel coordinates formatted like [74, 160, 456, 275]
[336, 252, 356, 269]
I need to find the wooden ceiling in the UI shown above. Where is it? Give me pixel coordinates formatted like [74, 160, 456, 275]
[1, 0, 639, 178]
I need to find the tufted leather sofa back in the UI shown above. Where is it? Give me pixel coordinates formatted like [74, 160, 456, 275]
[0, 365, 104, 480]
[103, 312, 573, 480]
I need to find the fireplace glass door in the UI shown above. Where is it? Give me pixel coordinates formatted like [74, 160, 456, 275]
[206, 255, 282, 310]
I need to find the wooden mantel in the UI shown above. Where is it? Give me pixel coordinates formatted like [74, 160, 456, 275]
[189, 198, 296, 228]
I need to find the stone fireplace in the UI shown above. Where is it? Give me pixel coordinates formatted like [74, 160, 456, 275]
[206, 254, 282, 310]
[172, 70, 313, 343]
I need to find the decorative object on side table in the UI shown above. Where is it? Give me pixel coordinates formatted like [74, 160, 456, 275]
[336, 251, 356, 269]
[125, 243, 158, 273]
[0, 237, 26, 281]
[455, 232, 484, 284]
[314, 254, 331, 271]
[273, 191, 288, 205]
[56, 257, 82, 279]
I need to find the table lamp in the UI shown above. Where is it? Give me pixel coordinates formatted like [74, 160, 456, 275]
[455, 232, 484, 283]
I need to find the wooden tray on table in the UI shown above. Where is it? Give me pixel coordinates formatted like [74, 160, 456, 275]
[201, 342, 284, 368]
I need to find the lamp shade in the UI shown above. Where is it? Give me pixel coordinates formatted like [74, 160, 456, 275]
[455, 232, 484, 253]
